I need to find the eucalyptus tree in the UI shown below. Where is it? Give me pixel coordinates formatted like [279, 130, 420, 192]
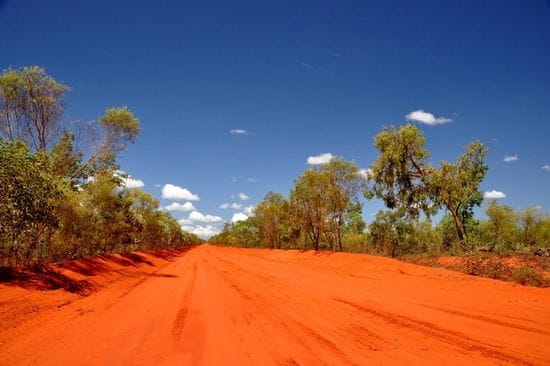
[0, 66, 69, 150]
[290, 157, 365, 251]
[254, 192, 289, 249]
[368, 124, 488, 242]
[320, 158, 366, 251]
[290, 169, 330, 250]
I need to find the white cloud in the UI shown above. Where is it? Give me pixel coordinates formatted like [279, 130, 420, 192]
[543, 165, 550, 172]
[307, 153, 334, 165]
[243, 205, 255, 216]
[161, 184, 200, 201]
[230, 176, 237, 183]
[484, 190, 506, 199]
[122, 176, 144, 189]
[246, 177, 258, 183]
[220, 202, 243, 210]
[406, 110, 452, 125]
[232, 212, 249, 222]
[181, 224, 221, 238]
[188, 211, 223, 223]
[165, 202, 196, 212]
[230, 129, 249, 135]
[178, 217, 193, 225]
[359, 168, 373, 179]
[503, 155, 518, 162]
[237, 192, 249, 201]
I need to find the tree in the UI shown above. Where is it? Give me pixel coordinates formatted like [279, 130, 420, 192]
[427, 141, 487, 241]
[254, 192, 289, 249]
[518, 207, 545, 247]
[74, 106, 141, 178]
[0, 140, 60, 265]
[210, 219, 260, 247]
[368, 210, 417, 257]
[368, 124, 434, 218]
[369, 124, 488, 242]
[0, 65, 197, 267]
[0, 66, 69, 150]
[483, 201, 519, 251]
[321, 158, 366, 251]
[290, 169, 330, 250]
[343, 202, 366, 234]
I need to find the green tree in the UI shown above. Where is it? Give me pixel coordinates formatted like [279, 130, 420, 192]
[368, 210, 417, 257]
[483, 201, 519, 251]
[368, 124, 434, 218]
[254, 192, 290, 249]
[75, 106, 142, 178]
[290, 169, 330, 250]
[369, 124, 488, 242]
[321, 158, 366, 251]
[518, 207, 545, 247]
[427, 141, 487, 241]
[343, 202, 366, 234]
[0, 140, 60, 265]
[0, 66, 69, 150]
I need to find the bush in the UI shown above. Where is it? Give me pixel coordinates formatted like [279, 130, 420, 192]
[512, 267, 547, 287]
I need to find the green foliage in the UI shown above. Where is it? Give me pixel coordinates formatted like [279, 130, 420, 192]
[367, 210, 435, 257]
[427, 141, 488, 241]
[290, 168, 330, 250]
[369, 124, 488, 242]
[0, 66, 69, 150]
[0, 140, 61, 265]
[254, 192, 292, 249]
[368, 124, 433, 218]
[517, 208, 550, 248]
[100, 106, 141, 150]
[0, 66, 199, 268]
[289, 158, 366, 251]
[210, 219, 260, 248]
[483, 201, 519, 252]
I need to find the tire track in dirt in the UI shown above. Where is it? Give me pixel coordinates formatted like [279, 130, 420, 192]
[334, 298, 533, 365]
[170, 259, 198, 342]
[2, 244, 550, 365]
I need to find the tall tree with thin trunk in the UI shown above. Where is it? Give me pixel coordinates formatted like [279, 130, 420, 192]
[0, 66, 69, 150]
[321, 158, 365, 251]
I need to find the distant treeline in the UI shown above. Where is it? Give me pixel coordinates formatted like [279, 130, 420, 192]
[211, 126, 550, 256]
[0, 66, 202, 267]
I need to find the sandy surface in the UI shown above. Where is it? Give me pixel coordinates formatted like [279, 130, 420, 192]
[1, 244, 549, 365]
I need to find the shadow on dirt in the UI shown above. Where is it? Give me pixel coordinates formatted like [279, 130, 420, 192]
[146, 248, 190, 261]
[0, 247, 190, 294]
[108, 252, 154, 267]
[142, 272, 178, 278]
[0, 267, 95, 295]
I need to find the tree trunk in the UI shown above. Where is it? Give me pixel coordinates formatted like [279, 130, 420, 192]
[337, 216, 343, 252]
[451, 210, 465, 241]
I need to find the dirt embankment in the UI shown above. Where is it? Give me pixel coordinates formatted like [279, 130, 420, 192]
[1, 245, 549, 365]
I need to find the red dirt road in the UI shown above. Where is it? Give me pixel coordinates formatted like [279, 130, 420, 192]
[1, 244, 549, 365]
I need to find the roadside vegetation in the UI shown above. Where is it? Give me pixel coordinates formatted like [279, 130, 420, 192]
[2, 66, 548, 287]
[211, 124, 549, 286]
[0, 66, 201, 268]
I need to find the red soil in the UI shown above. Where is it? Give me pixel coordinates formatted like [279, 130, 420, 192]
[1, 244, 549, 365]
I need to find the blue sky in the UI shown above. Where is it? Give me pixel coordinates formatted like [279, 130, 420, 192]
[1, 0, 549, 237]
